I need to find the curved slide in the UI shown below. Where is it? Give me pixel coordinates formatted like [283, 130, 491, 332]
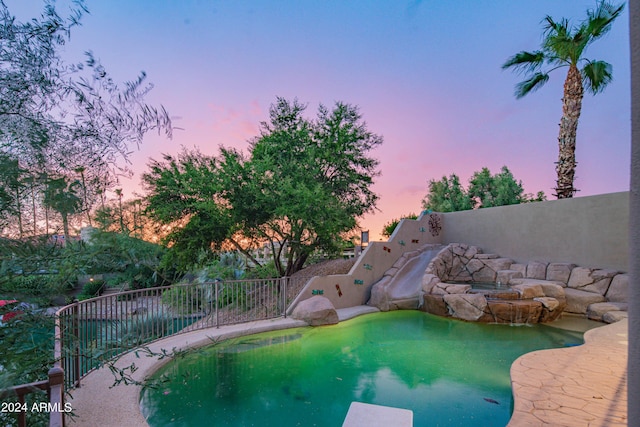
[369, 244, 443, 310]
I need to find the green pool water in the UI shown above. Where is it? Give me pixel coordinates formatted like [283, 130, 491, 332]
[140, 311, 585, 427]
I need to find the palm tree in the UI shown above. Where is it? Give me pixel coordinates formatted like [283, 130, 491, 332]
[502, 1, 624, 199]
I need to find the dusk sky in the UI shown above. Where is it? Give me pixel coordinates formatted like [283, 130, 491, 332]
[9, 1, 632, 240]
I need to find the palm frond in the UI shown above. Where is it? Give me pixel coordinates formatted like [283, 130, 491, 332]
[582, 60, 613, 94]
[502, 51, 546, 73]
[543, 16, 570, 39]
[514, 73, 549, 99]
[586, 1, 625, 39]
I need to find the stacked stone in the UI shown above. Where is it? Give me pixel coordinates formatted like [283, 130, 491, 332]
[420, 243, 628, 324]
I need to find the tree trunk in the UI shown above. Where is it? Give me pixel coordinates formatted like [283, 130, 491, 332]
[285, 252, 308, 277]
[555, 64, 584, 198]
[62, 213, 70, 244]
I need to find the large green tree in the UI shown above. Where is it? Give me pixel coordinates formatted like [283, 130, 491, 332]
[422, 166, 545, 212]
[422, 174, 472, 213]
[468, 166, 525, 208]
[144, 98, 382, 276]
[502, 1, 624, 199]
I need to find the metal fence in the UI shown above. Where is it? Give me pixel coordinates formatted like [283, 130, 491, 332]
[55, 277, 311, 390]
[2, 276, 312, 426]
[1, 276, 310, 426]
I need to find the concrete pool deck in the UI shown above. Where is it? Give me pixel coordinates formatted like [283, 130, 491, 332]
[508, 317, 628, 426]
[66, 308, 628, 427]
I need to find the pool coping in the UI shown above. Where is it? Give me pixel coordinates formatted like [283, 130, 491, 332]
[508, 317, 628, 426]
[65, 308, 628, 427]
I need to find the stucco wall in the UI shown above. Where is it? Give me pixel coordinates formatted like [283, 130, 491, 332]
[441, 192, 629, 272]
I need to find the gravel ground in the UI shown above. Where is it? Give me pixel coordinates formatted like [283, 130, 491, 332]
[291, 258, 356, 279]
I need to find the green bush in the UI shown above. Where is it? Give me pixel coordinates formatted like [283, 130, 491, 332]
[244, 261, 279, 279]
[0, 311, 55, 427]
[161, 285, 208, 314]
[0, 274, 70, 306]
[217, 285, 247, 309]
[77, 279, 105, 300]
[1, 274, 58, 294]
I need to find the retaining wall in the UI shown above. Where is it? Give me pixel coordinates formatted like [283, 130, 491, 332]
[441, 192, 629, 272]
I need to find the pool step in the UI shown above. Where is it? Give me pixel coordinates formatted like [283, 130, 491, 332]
[342, 402, 413, 427]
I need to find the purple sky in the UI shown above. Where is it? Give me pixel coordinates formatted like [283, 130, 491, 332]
[9, 1, 631, 240]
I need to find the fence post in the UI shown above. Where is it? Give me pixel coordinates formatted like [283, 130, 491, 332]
[215, 279, 220, 329]
[282, 277, 287, 318]
[48, 366, 65, 427]
[72, 302, 81, 388]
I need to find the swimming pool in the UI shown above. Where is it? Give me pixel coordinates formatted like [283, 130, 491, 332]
[140, 311, 584, 426]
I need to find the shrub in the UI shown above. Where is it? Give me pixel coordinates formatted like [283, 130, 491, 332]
[161, 285, 209, 314]
[77, 279, 105, 300]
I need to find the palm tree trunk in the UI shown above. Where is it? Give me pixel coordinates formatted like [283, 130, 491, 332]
[555, 64, 584, 198]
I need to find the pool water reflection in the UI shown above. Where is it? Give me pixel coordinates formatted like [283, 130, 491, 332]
[140, 311, 584, 427]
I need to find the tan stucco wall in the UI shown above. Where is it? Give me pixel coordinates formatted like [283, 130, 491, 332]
[441, 192, 629, 272]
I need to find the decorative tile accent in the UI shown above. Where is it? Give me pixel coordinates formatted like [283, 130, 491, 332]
[428, 213, 442, 236]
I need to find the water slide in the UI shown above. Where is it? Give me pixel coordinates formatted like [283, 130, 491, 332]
[369, 245, 443, 310]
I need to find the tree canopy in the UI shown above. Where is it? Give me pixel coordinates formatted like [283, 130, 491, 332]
[0, 0, 172, 238]
[422, 166, 545, 212]
[144, 98, 382, 276]
[381, 213, 418, 238]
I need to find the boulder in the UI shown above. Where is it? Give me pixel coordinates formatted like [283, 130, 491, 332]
[475, 253, 499, 259]
[563, 288, 606, 314]
[368, 277, 392, 311]
[586, 302, 628, 321]
[534, 297, 561, 312]
[510, 263, 527, 276]
[606, 274, 628, 303]
[567, 267, 617, 295]
[291, 296, 339, 326]
[390, 298, 420, 311]
[537, 282, 566, 299]
[443, 293, 487, 321]
[485, 299, 543, 324]
[526, 261, 548, 280]
[422, 295, 449, 317]
[496, 269, 523, 285]
[603, 311, 628, 324]
[432, 283, 471, 295]
[426, 257, 446, 279]
[510, 283, 545, 299]
[537, 298, 567, 323]
[466, 258, 484, 275]
[421, 273, 440, 294]
[546, 263, 576, 284]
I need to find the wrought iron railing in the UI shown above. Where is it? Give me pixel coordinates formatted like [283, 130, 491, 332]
[3, 276, 309, 426]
